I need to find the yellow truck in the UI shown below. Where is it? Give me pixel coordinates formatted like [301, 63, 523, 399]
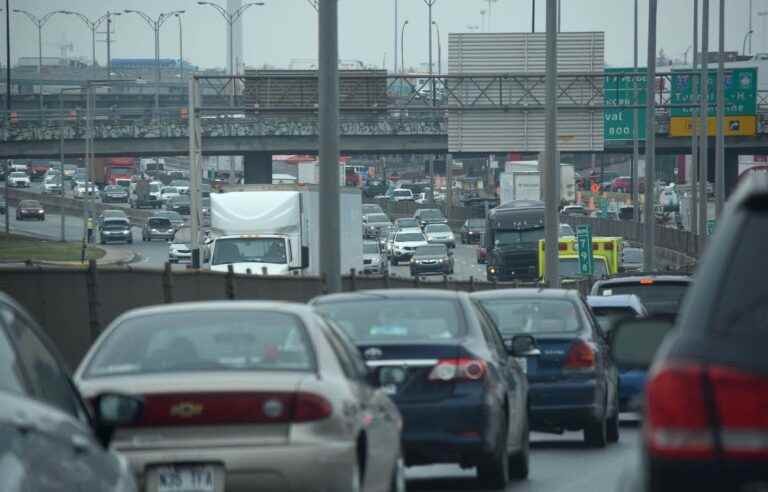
[538, 237, 623, 279]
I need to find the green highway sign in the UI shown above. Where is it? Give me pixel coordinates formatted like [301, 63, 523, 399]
[671, 68, 757, 117]
[576, 224, 594, 276]
[604, 68, 647, 141]
[706, 219, 716, 237]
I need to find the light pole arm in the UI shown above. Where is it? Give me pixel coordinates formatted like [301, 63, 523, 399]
[232, 2, 264, 22]
[63, 11, 94, 30]
[158, 10, 185, 29]
[124, 10, 157, 30]
[198, 2, 230, 21]
[12, 9, 41, 27]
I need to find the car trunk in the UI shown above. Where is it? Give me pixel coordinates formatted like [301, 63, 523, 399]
[80, 372, 313, 449]
[525, 335, 583, 383]
[356, 342, 461, 403]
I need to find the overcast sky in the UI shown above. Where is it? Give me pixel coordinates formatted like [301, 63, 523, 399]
[5, 1, 759, 71]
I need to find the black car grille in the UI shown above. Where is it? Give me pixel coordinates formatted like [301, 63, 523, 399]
[497, 250, 538, 278]
[363, 259, 373, 265]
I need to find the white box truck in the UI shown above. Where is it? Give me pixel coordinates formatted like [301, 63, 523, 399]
[500, 160, 576, 204]
[209, 185, 362, 276]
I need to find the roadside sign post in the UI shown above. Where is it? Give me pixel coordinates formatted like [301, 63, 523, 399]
[576, 224, 594, 276]
[706, 219, 716, 237]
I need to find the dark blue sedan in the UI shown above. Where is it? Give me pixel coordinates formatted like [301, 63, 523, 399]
[312, 289, 535, 488]
[473, 289, 620, 447]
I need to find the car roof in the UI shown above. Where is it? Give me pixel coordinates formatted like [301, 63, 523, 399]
[112, 300, 315, 323]
[470, 288, 583, 301]
[312, 288, 466, 305]
[586, 294, 646, 313]
[593, 273, 692, 286]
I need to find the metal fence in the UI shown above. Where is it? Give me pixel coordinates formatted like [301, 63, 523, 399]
[0, 263, 590, 371]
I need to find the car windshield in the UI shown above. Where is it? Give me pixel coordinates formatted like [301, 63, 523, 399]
[103, 220, 129, 230]
[363, 242, 380, 254]
[478, 298, 582, 336]
[418, 209, 443, 219]
[468, 219, 485, 228]
[315, 299, 465, 342]
[597, 282, 689, 315]
[362, 204, 383, 214]
[591, 306, 638, 332]
[495, 228, 545, 247]
[415, 245, 447, 256]
[164, 211, 182, 220]
[212, 237, 287, 265]
[171, 180, 189, 187]
[20, 201, 41, 208]
[162, 187, 178, 194]
[425, 224, 451, 233]
[559, 224, 574, 236]
[173, 228, 194, 243]
[148, 218, 172, 229]
[397, 219, 419, 228]
[622, 249, 643, 263]
[103, 211, 126, 218]
[83, 311, 314, 377]
[367, 214, 389, 223]
[150, 184, 161, 192]
[559, 258, 609, 278]
[10, 172, 25, 178]
[393, 189, 411, 197]
[105, 186, 123, 192]
[396, 232, 425, 242]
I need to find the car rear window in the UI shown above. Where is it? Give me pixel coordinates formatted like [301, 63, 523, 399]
[148, 218, 172, 228]
[315, 299, 465, 342]
[83, 311, 314, 378]
[591, 306, 638, 332]
[597, 281, 689, 316]
[396, 233, 425, 242]
[478, 298, 582, 336]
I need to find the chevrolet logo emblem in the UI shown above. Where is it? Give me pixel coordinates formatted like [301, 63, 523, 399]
[169, 402, 204, 418]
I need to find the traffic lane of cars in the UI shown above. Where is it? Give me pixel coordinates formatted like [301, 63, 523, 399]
[407, 428, 641, 492]
[389, 243, 486, 280]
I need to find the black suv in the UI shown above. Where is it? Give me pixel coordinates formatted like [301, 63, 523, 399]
[611, 173, 768, 491]
[591, 273, 692, 317]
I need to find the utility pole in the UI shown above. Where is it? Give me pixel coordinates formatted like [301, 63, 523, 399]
[107, 14, 112, 79]
[749, 0, 753, 55]
[319, 0, 341, 292]
[424, 0, 437, 105]
[532, 0, 535, 32]
[544, 0, 559, 287]
[4, 0, 9, 235]
[401, 20, 409, 73]
[432, 21, 442, 75]
[632, 0, 640, 222]
[394, 0, 398, 73]
[699, 0, 709, 247]
[643, 0, 658, 272]
[177, 14, 184, 80]
[715, 0, 725, 217]
[189, 78, 202, 269]
[690, 0, 699, 233]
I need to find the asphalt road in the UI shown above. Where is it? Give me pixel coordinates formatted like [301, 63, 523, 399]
[407, 425, 641, 492]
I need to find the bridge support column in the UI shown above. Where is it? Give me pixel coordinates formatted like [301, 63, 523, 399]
[707, 148, 740, 199]
[243, 152, 273, 184]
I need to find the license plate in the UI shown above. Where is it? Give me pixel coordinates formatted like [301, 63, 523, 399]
[157, 466, 215, 492]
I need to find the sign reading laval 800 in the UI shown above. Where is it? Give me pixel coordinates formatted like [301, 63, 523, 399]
[604, 68, 647, 141]
[669, 68, 758, 137]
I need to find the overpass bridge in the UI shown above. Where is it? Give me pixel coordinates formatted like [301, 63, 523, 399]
[2, 72, 768, 188]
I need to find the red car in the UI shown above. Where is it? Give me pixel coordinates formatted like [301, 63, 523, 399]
[476, 244, 487, 264]
[611, 176, 632, 193]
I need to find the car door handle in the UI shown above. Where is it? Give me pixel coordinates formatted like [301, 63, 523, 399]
[70, 434, 91, 454]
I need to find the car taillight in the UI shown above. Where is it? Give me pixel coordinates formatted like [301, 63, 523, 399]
[429, 358, 487, 382]
[646, 362, 768, 461]
[563, 340, 597, 372]
[124, 391, 332, 427]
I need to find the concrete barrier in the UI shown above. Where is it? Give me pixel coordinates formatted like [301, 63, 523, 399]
[0, 264, 590, 370]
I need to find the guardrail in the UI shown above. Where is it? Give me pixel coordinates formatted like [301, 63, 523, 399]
[0, 263, 591, 369]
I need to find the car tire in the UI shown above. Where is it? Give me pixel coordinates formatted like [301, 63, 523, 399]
[127, 238, 133, 245]
[607, 408, 620, 443]
[584, 417, 608, 448]
[508, 418, 530, 480]
[391, 258, 397, 266]
[477, 421, 510, 489]
[388, 455, 406, 492]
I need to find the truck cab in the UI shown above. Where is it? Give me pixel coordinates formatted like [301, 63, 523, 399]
[485, 200, 545, 282]
[208, 234, 308, 275]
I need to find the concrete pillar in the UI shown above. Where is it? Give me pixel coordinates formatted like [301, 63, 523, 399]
[724, 149, 739, 197]
[243, 152, 273, 184]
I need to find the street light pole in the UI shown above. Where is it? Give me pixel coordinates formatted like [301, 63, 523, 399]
[318, 0, 341, 292]
[632, 0, 640, 222]
[423, 0, 437, 105]
[176, 14, 184, 80]
[643, 0, 658, 272]
[699, 0, 710, 247]
[544, 0, 559, 288]
[715, 0, 725, 217]
[432, 21, 442, 75]
[394, 0, 398, 73]
[401, 20, 409, 73]
[531, 0, 535, 32]
[123, 9, 186, 116]
[62, 11, 119, 70]
[690, 0, 699, 234]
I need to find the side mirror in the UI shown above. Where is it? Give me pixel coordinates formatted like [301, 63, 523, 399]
[301, 246, 310, 269]
[91, 393, 143, 448]
[447, 250, 454, 256]
[505, 334, 541, 357]
[610, 317, 675, 371]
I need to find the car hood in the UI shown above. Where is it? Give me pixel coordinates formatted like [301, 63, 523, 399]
[427, 232, 454, 238]
[363, 253, 382, 260]
[210, 262, 289, 275]
[395, 240, 429, 248]
[413, 255, 447, 261]
[366, 222, 390, 228]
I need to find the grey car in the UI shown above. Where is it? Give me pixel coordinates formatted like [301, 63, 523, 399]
[142, 217, 175, 242]
[100, 218, 133, 244]
[362, 213, 392, 239]
[0, 292, 138, 492]
[362, 240, 388, 275]
[410, 243, 454, 276]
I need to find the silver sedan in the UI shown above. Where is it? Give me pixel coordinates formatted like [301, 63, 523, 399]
[74, 301, 405, 492]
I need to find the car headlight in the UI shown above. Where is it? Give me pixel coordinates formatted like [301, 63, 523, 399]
[151, 228, 159, 232]
[410, 257, 416, 263]
[489, 266, 496, 274]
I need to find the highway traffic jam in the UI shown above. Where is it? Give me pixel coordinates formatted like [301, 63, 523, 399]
[3, 155, 767, 492]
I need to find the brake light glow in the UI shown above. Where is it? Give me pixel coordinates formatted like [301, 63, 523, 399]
[429, 358, 487, 382]
[646, 362, 768, 461]
[559, 243, 568, 251]
[640, 278, 655, 285]
[563, 341, 596, 372]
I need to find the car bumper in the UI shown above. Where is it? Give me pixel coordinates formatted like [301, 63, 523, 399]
[18, 211, 44, 219]
[101, 234, 132, 243]
[410, 262, 450, 275]
[393, 251, 416, 261]
[362, 263, 385, 274]
[169, 252, 192, 261]
[148, 232, 175, 240]
[528, 378, 603, 431]
[104, 196, 129, 202]
[619, 370, 647, 412]
[427, 239, 455, 248]
[399, 394, 500, 467]
[648, 457, 768, 492]
[120, 442, 358, 492]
